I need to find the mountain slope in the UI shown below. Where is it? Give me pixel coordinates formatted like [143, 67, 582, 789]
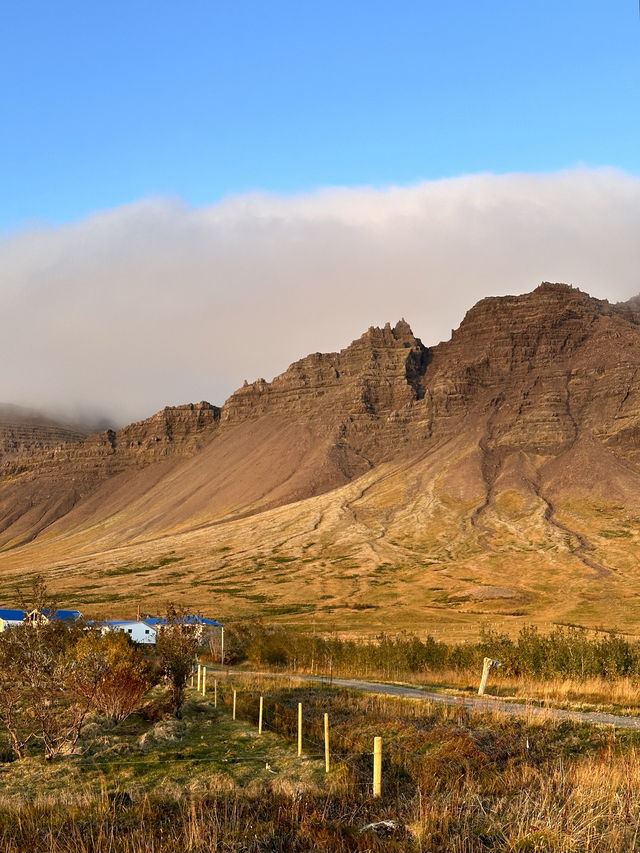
[3, 282, 640, 637]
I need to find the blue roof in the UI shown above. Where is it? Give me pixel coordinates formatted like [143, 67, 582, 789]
[44, 609, 82, 622]
[102, 620, 154, 627]
[144, 615, 222, 627]
[0, 609, 25, 621]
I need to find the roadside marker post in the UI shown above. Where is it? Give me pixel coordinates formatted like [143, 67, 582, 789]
[478, 657, 501, 696]
[373, 736, 382, 797]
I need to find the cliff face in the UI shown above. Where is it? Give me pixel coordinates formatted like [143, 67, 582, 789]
[221, 319, 430, 463]
[220, 282, 640, 466]
[0, 406, 89, 463]
[0, 402, 220, 547]
[421, 283, 640, 454]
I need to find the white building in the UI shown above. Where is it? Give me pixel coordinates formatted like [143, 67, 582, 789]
[0, 609, 26, 631]
[100, 620, 157, 644]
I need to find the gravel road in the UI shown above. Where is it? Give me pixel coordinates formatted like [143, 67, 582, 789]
[206, 668, 640, 730]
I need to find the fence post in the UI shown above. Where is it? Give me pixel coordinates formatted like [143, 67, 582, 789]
[202, 667, 207, 697]
[324, 713, 330, 773]
[197, 664, 201, 692]
[258, 695, 263, 735]
[214, 679, 218, 708]
[233, 689, 237, 721]
[297, 702, 302, 757]
[221, 626, 224, 666]
[478, 657, 493, 696]
[373, 736, 382, 797]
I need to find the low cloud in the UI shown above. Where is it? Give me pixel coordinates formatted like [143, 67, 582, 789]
[2, 168, 640, 426]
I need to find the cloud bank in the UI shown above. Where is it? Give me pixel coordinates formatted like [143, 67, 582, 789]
[2, 169, 640, 426]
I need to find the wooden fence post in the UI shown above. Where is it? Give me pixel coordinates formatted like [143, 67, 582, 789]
[197, 664, 201, 692]
[297, 702, 302, 757]
[233, 689, 237, 721]
[258, 695, 263, 735]
[202, 667, 207, 696]
[214, 679, 218, 708]
[373, 736, 382, 797]
[324, 713, 330, 773]
[478, 657, 493, 696]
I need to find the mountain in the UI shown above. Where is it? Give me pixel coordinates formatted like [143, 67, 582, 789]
[0, 405, 92, 462]
[3, 282, 640, 638]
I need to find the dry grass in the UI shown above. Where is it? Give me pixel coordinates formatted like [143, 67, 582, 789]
[3, 678, 640, 850]
[396, 670, 640, 715]
[1, 447, 640, 640]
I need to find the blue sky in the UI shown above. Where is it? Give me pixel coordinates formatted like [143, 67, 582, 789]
[2, 1, 640, 421]
[2, 1, 638, 231]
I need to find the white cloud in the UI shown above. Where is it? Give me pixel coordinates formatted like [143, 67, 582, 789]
[2, 168, 639, 426]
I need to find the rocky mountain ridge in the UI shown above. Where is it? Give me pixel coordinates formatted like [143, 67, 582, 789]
[3, 282, 640, 635]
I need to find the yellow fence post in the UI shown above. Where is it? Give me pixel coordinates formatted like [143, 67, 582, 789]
[324, 713, 330, 773]
[373, 736, 382, 797]
[258, 695, 263, 735]
[202, 667, 207, 696]
[214, 679, 218, 708]
[233, 689, 237, 721]
[197, 664, 201, 692]
[297, 702, 302, 757]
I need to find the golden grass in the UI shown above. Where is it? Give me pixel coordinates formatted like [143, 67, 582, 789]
[2, 451, 640, 640]
[5, 678, 640, 850]
[395, 670, 640, 714]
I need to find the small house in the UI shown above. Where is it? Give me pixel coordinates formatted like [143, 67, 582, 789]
[100, 620, 157, 644]
[26, 608, 82, 626]
[0, 609, 26, 632]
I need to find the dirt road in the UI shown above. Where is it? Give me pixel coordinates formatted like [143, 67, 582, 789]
[207, 668, 640, 730]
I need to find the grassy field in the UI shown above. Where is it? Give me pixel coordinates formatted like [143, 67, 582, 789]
[4, 675, 640, 851]
[2, 451, 640, 641]
[0, 688, 324, 807]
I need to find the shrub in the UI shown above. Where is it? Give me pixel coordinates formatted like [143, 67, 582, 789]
[155, 604, 201, 717]
[71, 630, 152, 723]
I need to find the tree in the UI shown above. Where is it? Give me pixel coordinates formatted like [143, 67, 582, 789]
[155, 605, 200, 717]
[0, 616, 95, 759]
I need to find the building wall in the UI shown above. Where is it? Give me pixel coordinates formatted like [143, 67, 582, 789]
[0, 618, 24, 632]
[104, 622, 156, 644]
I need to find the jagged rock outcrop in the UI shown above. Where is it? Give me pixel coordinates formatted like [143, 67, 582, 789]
[222, 319, 430, 463]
